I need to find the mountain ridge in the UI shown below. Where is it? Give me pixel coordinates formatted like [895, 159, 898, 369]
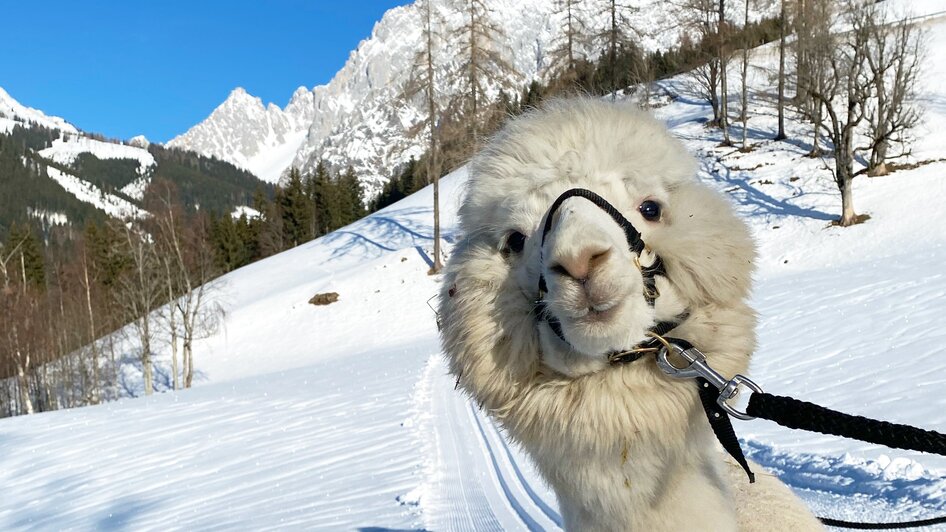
[169, 0, 685, 197]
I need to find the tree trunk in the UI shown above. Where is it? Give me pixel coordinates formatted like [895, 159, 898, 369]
[15, 354, 33, 415]
[140, 316, 153, 396]
[839, 175, 856, 226]
[837, 126, 858, 226]
[184, 338, 194, 388]
[610, 0, 618, 100]
[425, 0, 443, 275]
[740, 0, 749, 150]
[775, 0, 787, 140]
[82, 254, 101, 404]
[718, 0, 731, 145]
[468, 2, 479, 144]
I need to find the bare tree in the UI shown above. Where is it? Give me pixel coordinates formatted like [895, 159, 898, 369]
[808, 1, 873, 227]
[794, 0, 832, 156]
[548, 0, 589, 85]
[594, 0, 642, 100]
[405, 0, 446, 274]
[863, 9, 923, 176]
[113, 220, 164, 395]
[739, 0, 750, 150]
[677, 0, 723, 124]
[78, 248, 102, 402]
[147, 182, 223, 389]
[452, 0, 517, 145]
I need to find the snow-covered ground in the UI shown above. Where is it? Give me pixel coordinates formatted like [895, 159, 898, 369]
[4, 11, 946, 532]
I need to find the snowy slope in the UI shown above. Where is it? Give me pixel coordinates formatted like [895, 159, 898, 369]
[169, 0, 692, 195]
[4, 8, 946, 532]
[38, 135, 157, 205]
[45, 167, 143, 219]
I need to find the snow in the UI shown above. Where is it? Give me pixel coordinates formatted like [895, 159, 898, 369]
[46, 167, 143, 219]
[231, 205, 261, 219]
[39, 136, 155, 176]
[26, 207, 68, 226]
[3, 5, 946, 531]
[0, 85, 78, 134]
[128, 134, 150, 148]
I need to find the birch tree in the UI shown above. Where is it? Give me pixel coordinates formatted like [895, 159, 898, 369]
[114, 220, 164, 395]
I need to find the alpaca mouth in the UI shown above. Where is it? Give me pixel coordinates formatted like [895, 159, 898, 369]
[567, 299, 622, 323]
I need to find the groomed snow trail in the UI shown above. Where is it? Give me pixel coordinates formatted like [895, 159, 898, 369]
[417, 355, 563, 531]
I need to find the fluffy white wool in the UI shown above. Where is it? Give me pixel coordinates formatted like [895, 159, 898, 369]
[439, 99, 823, 531]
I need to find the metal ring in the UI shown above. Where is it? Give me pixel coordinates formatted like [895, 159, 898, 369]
[717, 375, 763, 421]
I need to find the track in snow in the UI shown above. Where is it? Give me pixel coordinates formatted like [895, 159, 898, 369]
[418, 355, 562, 531]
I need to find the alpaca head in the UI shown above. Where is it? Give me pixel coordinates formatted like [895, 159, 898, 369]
[446, 99, 756, 379]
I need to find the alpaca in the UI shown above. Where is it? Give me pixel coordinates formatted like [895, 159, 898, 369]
[438, 99, 823, 531]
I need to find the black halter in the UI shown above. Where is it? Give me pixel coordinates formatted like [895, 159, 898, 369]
[533, 188, 682, 359]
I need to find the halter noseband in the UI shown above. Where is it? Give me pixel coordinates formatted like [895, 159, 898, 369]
[533, 188, 680, 362]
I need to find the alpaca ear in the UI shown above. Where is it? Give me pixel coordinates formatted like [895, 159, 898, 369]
[649, 181, 756, 306]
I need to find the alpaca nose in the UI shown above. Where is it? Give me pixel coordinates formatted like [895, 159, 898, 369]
[553, 247, 612, 282]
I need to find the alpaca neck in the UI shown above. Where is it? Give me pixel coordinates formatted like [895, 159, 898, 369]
[548, 408, 739, 531]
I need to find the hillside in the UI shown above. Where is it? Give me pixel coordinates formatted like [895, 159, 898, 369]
[2, 4, 946, 530]
[0, 87, 273, 235]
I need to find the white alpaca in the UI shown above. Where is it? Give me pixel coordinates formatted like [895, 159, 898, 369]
[439, 99, 823, 531]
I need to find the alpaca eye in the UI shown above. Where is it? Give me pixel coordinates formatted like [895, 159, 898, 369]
[639, 200, 661, 221]
[503, 231, 527, 255]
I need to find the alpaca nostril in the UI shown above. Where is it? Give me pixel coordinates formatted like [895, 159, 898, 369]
[551, 246, 611, 282]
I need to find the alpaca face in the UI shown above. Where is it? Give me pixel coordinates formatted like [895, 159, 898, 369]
[452, 100, 755, 379]
[477, 173, 688, 377]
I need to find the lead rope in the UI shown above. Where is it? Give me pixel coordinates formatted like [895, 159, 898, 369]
[649, 334, 946, 529]
[535, 189, 946, 528]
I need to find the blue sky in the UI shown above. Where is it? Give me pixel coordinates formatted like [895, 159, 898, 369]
[0, 1, 409, 143]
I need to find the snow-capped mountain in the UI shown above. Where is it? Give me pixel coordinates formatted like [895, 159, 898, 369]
[167, 86, 314, 183]
[0, 85, 78, 135]
[169, 0, 688, 197]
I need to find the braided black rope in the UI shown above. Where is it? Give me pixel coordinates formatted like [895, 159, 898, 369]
[819, 515, 946, 529]
[746, 392, 946, 455]
[746, 392, 946, 528]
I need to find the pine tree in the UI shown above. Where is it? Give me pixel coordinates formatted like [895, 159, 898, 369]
[279, 167, 313, 247]
[339, 166, 365, 226]
[310, 161, 333, 235]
